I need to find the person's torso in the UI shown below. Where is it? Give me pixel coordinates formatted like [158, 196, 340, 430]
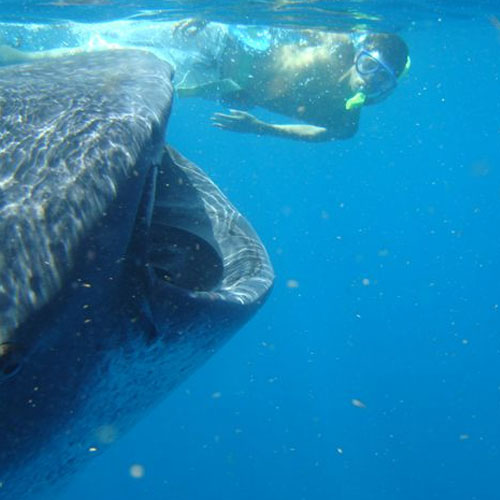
[221, 29, 356, 126]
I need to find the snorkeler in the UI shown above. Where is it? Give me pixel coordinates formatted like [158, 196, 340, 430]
[197, 25, 410, 142]
[0, 21, 409, 142]
[167, 20, 409, 141]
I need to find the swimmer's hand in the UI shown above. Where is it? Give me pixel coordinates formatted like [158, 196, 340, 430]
[211, 109, 264, 134]
[173, 18, 209, 36]
[211, 109, 333, 141]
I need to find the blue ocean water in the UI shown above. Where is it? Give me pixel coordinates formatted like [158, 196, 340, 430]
[3, 2, 500, 500]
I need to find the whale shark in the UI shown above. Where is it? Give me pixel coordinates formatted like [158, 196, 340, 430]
[0, 50, 273, 499]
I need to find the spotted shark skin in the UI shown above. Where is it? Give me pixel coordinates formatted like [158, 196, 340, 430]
[0, 50, 273, 499]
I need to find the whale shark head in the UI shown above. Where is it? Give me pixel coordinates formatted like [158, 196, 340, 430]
[0, 50, 273, 499]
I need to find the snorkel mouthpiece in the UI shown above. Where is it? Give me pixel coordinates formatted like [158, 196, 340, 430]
[345, 91, 366, 110]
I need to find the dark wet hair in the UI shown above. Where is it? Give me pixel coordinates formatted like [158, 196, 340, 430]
[362, 33, 409, 77]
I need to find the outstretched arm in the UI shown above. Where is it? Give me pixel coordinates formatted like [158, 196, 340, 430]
[211, 109, 348, 142]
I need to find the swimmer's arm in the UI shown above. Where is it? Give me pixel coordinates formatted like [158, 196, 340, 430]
[253, 123, 331, 142]
[212, 109, 358, 142]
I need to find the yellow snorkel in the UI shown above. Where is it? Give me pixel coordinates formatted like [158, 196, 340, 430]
[345, 91, 366, 110]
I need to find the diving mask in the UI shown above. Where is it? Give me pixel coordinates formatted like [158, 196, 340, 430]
[346, 48, 411, 110]
[355, 49, 398, 99]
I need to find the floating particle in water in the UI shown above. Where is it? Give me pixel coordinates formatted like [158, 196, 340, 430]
[362, 278, 370, 286]
[351, 398, 366, 408]
[129, 464, 145, 479]
[211, 391, 222, 399]
[286, 279, 300, 289]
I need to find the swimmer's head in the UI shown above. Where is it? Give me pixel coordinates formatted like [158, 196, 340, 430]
[350, 33, 409, 105]
[361, 33, 409, 78]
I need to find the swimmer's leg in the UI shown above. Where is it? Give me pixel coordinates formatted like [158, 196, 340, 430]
[0, 45, 85, 66]
[176, 78, 242, 99]
[0, 45, 35, 65]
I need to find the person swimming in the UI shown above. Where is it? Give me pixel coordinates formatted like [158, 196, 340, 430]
[205, 26, 410, 141]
